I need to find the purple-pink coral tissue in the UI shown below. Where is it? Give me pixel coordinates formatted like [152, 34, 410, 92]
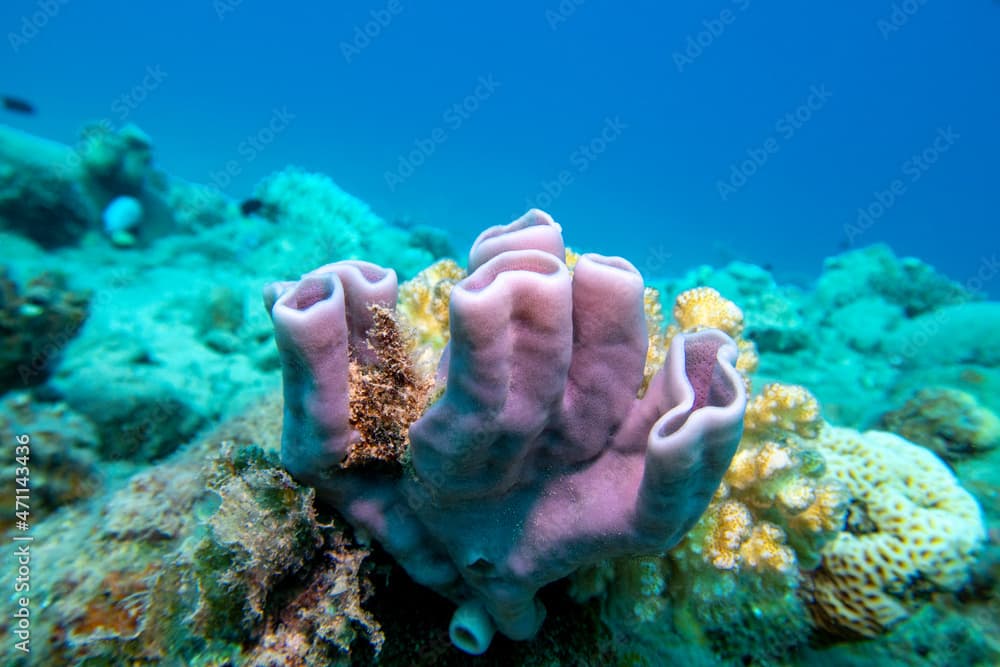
[264, 210, 747, 654]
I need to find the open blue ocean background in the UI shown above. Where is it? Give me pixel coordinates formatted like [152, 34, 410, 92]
[2, 0, 998, 288]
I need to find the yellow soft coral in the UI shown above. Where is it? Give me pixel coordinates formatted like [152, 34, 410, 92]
[396, 259, 465, 353]
[736, 338, 759, 375]
[564, 247, 581, 271]
[576, 291, 836, 662]
[688, 383, 846, 575]
[673, 286, 745, 338]
[668, 286, 758, 382]
[807, 426, 986, 638]
[744, 384, 822, 439]
[740, 523, 796, 574]
[789, 483, 845, 535]
[642, 286, 669, 391]
[693, 497, 798, 578]
[703, 500, 753, 570]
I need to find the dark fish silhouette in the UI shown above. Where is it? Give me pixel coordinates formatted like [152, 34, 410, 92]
[240, 198, 264, 216]
[1, 96, 36, 115]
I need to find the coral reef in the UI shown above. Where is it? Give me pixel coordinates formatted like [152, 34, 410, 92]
[889, 302, 1000, 369]
[656, 382, 844, 663]
[815, 244, 972, 316]
[78, 123, 154, 196]
[806, 426, 986, 638]
[2, 118, 996, 665]
[658, 261, 810, 356]
[0, 122, 184, 247]
[0, 402, 383, 666]
[672, 285, 746, 337]
[101, 194, 144, 247]
[0, 394, 635, 667]
[880, 387, 1000, 462]
[0, 124, 96, 246]
[266, 209, 748, 653]
[53, 362, 208, 462]
[610, 291, 843, 664]
[657, 243, 1000, 431]
[0, 266, 91, 392]
[254, 166, 436, 279]
[571, 280, 989, 665]
[255, 167, 379, 257]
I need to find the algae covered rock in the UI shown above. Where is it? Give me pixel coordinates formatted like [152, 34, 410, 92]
[880, 387, 1000, 461]
[829, 297, 904, 353]
[816, 244, 971, 316]
[0, 267, 91, 392]
[0, 402, 384, 666]
[890, 302, 1000, 368]
[0, 124, 96, 246]
[52, 359, 207, 462]
[0, 391, 103, 530]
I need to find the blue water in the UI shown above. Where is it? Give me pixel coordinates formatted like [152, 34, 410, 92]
[2, 1, 998, 293]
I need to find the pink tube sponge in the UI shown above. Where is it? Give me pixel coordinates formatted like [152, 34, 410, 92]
[265, 210, 747, 654]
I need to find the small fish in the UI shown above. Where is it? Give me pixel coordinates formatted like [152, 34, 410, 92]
[1, 95, 36, 115]
[239, 198, 264, 216]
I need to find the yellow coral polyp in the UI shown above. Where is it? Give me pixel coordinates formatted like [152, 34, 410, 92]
[724, 448, 758, 492]
[705, 500, 753, 570]
[396, 259, 465, 352]
[642, 287, 669, 391]
[789, 484, 846, 534]
[744, 383, 821, 438]
[775, 477, 816, 514]
[739, 523, 796, 574]
[736, 339, 759, 374]
[564, 247, 581, 270]
[672, 286, 745, 337]
[755, 441, 794, 480]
